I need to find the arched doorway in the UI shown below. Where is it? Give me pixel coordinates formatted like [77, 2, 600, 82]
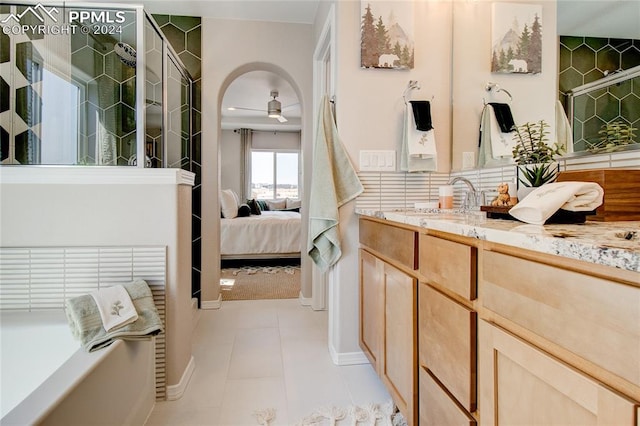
[213, 63, 312, 304]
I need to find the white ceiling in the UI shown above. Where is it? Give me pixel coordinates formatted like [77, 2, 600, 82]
[220, 71, 302, 131]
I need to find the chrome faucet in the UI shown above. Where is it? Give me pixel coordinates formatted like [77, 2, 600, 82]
[447, 177, 485, 209]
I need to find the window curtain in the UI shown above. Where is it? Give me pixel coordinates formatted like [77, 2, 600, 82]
[239, 128, 252, 201]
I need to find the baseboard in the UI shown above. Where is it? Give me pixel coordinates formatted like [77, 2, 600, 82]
[328, 343, 369, 366]
[166, 356, 195, 401]
[201, 294, 222, 310]
[299, 291, 311, 306]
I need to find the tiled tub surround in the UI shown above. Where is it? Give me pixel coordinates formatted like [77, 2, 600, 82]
[357, 209, 640, 273]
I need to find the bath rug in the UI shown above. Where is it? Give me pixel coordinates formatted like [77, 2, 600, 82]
[252, 401, 408, 426]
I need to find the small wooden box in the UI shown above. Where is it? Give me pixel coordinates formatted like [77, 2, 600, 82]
[556, 169, 640, 221]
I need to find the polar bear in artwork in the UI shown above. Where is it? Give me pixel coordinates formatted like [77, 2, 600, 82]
[378, 54, 399, 68]
[508, 59, 528, 73]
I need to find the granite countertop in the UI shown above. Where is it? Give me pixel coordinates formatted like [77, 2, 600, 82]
[356, 208, 640, 273]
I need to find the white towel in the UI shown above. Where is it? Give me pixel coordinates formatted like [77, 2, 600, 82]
[488, 104, 515, 158]
[307, 95, 364, 271]
[509, 181, 604, 225]
[556, 100, 573, 154]
[90, 284, 139, 332]
[400, 104, 437, 172]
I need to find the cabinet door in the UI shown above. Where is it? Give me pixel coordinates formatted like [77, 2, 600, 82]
[479, 320, 638, 426]
[382, 261, 417, 425]
[359, 249, 384, 370]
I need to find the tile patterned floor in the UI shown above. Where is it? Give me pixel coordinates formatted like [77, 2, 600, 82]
[145, 299, 390, 425]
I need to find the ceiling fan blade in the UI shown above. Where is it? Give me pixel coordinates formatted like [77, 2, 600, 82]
[282, 102, 299, 110]
[228, 106, 265, 112]
[277, 115, 288, 123]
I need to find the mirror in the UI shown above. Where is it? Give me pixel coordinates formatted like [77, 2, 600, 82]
[451, 0, 640, 171]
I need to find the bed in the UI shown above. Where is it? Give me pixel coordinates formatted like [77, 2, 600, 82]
[220, 210, 302, 259]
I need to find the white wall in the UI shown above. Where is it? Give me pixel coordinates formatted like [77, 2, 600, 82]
[201, 18, 314, 304]
[0, 167, 194, 391]
[323, 0, 453, 359]
[451, 0, 558, 170]
[220, 129, 242, 197]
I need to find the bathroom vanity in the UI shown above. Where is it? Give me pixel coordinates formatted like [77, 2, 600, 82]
[357, 210, 640, 425]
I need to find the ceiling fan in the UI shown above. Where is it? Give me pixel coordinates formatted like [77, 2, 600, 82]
[227, 90, 297, 123]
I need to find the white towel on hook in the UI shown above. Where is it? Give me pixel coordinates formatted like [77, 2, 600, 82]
[90, 284, 139, 332]
[400, 103, 437, 172]
[487, 104, 515, 158]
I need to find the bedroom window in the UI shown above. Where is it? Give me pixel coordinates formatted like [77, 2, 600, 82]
[250, 150, 299, 200]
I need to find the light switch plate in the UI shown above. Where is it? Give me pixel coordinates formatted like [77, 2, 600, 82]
[462, 151, 475, 169]
[359, 150, 396, 172]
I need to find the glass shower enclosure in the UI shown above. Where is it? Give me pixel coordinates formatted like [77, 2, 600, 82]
[0, 2, 193, 169]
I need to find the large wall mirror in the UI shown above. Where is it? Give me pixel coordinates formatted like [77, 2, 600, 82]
[450, 0, 640, 171]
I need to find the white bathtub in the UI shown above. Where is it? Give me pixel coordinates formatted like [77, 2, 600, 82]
[1, 310, 155, 425]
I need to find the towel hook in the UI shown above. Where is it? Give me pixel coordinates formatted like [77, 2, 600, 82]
[403, 80, 421, 103]
[485, 82, 513, 103]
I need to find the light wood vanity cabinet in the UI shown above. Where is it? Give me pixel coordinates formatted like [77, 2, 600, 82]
[359, 217, 640, 426]
[479, 244, 640, 425]
[359, 218, 418, 425]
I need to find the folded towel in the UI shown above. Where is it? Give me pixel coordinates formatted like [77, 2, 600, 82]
[509, 181, 604, 225]
[66, 279, 163, 352]
[91, 284, 138, 332]
[556, 99, 573, 154]
[488, 102, 515, 133]
[307, 95, 364, 271]
[409, 101, 433, 131]
[400, 103, 437, 172]
[487, 104, 516, 157]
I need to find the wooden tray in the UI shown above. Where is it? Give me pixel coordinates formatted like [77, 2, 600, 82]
[480, 205, 595, 224]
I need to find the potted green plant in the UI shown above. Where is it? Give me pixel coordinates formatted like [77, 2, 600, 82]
[512, 120, 565, 198]
[588, 120, 637, 152]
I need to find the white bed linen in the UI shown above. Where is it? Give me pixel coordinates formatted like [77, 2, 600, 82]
[220, 211, 301, 256]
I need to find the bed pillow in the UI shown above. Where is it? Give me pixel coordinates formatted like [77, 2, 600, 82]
[286, 198, 302, 209]
[266, 199, 286, 210]
[237, 203, 251, 217]
[247, 199, 262, 215]
[220, 189, 239, 218]
[256, 199, 269, 211]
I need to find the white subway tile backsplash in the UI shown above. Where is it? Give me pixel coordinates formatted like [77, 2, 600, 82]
[356, 150, 640, 210]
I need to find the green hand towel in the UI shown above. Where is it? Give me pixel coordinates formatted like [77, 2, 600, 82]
[308, 95, 364, 271]
[65, 279, 163, 352]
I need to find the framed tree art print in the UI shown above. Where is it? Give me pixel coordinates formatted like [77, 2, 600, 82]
[491, 2, 542, 74]
[361, 1, 415, 70]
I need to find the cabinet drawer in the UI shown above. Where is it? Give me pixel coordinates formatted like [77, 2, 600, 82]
[482, 249, 640, 389]
[359, 219, 417, 270]
[419, 283, 476, 412]
[419, 234, 476, 300]
[420, 367, 476, 426]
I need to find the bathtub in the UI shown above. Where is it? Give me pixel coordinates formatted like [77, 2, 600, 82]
[1, 310, 155, 425]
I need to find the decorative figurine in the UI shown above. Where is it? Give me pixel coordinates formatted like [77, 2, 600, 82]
[491, 182, 513, 207]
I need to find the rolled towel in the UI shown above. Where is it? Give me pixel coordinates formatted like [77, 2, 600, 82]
[66, 279, 163, 352]
[91, 284, 138, 332]
[509, 181, 604, 225]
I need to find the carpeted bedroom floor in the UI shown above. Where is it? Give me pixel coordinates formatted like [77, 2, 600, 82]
[220, 260, 301, 301]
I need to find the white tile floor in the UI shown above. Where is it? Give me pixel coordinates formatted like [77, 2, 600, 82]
[145, 299, 390, 426]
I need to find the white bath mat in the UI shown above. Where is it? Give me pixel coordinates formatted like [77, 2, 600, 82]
[253, 401, 407, 426]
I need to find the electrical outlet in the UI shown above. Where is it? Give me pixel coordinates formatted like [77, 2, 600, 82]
[462, 151, 475, 169]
